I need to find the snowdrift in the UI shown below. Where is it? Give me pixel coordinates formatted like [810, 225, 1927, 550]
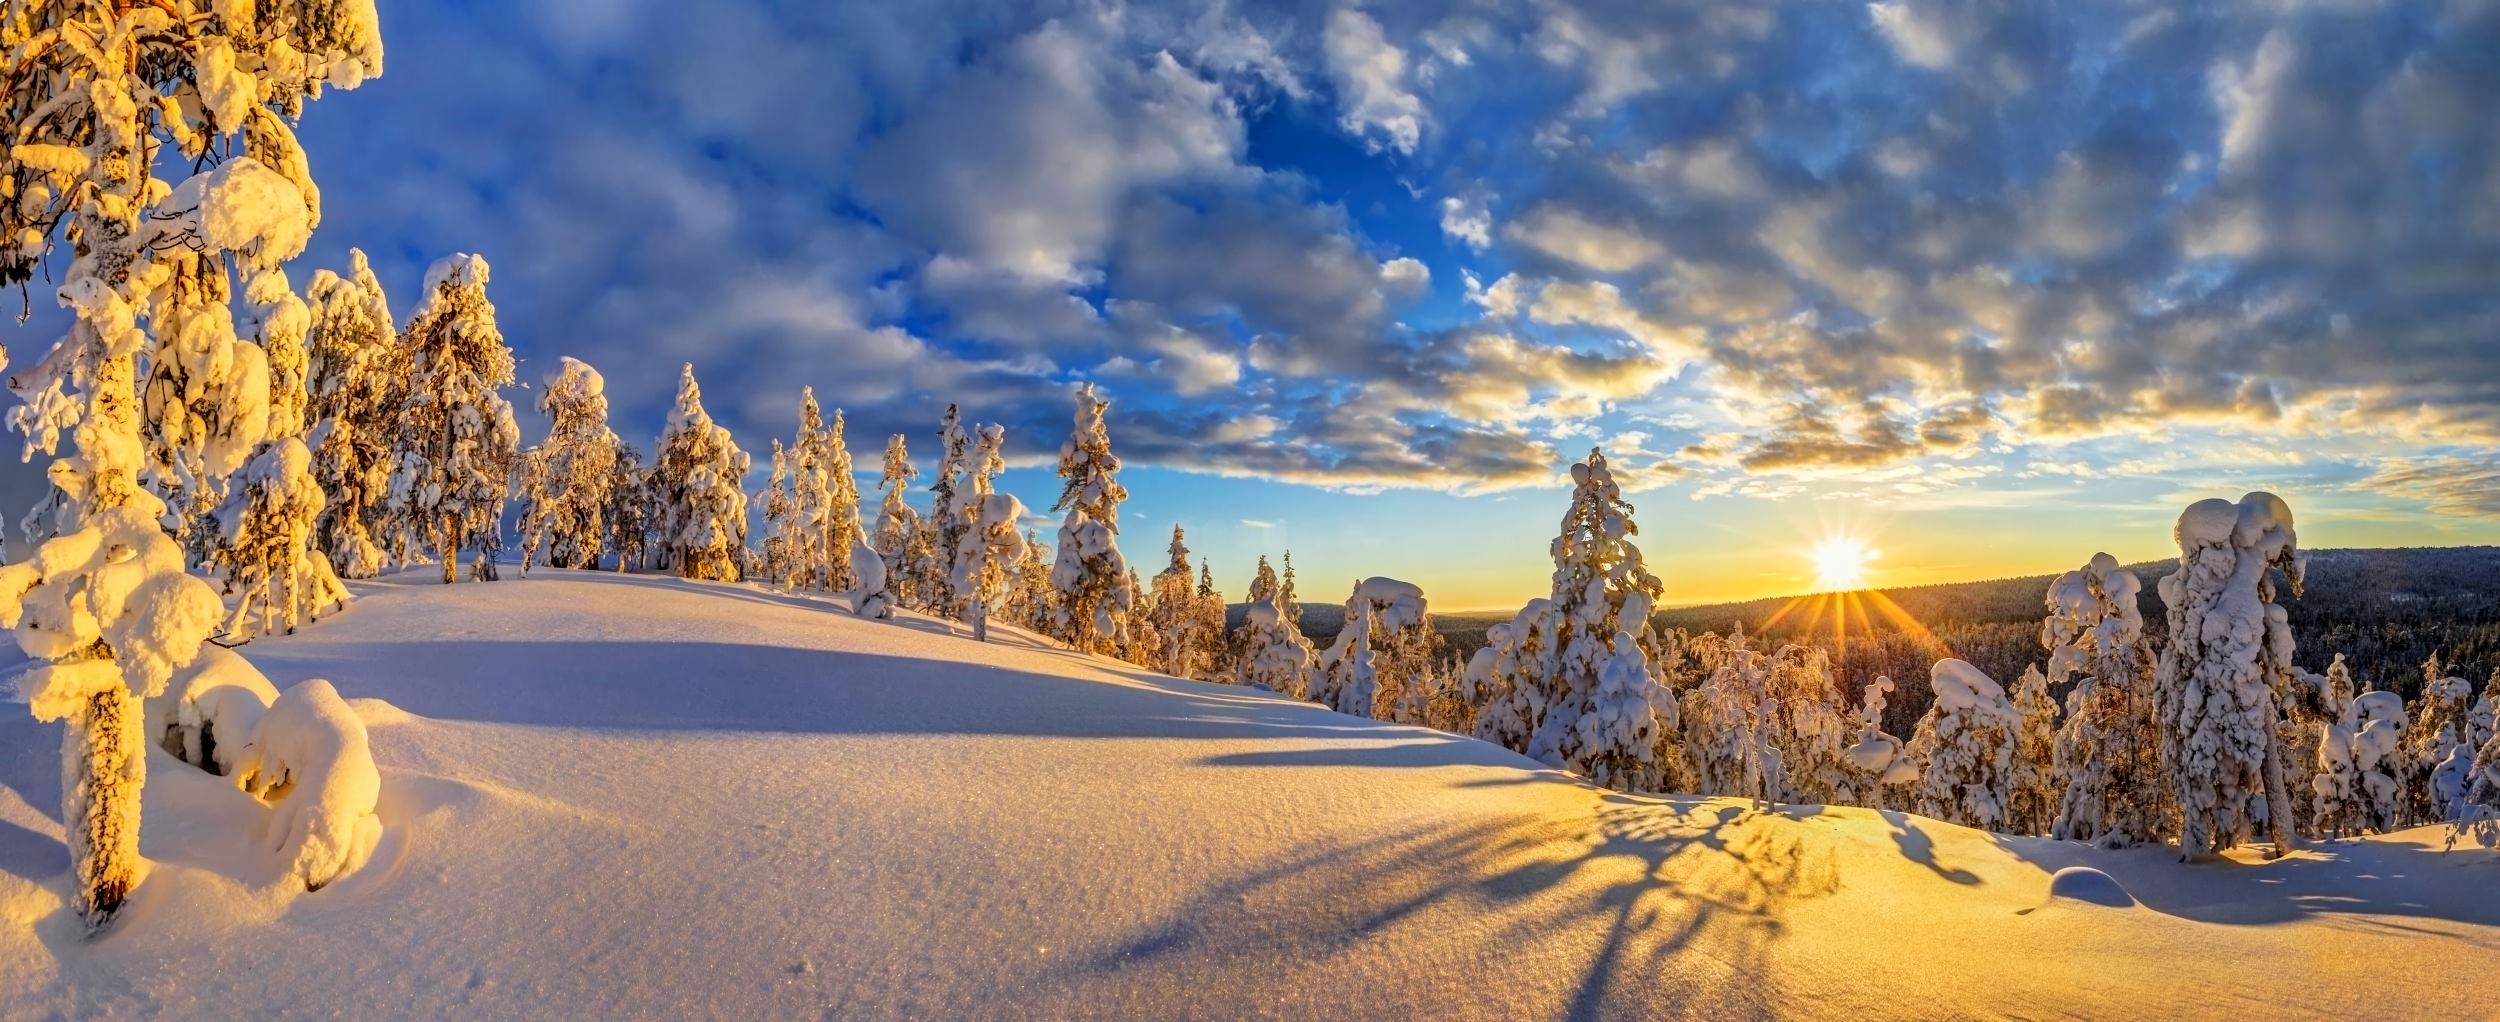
[2, 569, 2496, 1019]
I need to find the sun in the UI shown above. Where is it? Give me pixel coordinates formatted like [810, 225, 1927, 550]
[1809, 536, 1879, 592]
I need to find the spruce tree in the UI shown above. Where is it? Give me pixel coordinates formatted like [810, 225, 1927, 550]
[649, 364, 750, 581]
[2155, 493, 2303, 858]
[1047, 384, 1135, 655]
[387, 254, 519, 584]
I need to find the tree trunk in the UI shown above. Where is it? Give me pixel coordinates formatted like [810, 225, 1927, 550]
[64, 681, 144, 933]
[441, 516, 462, 584]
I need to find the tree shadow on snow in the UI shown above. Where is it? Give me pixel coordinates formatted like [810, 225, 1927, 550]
[1045, 792, 1842, 1019]
[1980, 829, 2500, 935]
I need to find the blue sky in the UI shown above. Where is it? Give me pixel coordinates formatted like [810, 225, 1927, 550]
[15, 0, 2500, 609]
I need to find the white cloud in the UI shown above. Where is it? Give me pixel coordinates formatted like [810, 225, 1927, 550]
[1867, 2, 1954, 70]
[1322, 8, 1428, 154]
[1439, 193, 1493, 249]
[1504, 203, 1665, 272]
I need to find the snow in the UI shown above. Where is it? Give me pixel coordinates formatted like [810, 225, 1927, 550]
[2, 570, 2498, 1018]
[233, 680, 383, 892]
[146, 647, 281, 777]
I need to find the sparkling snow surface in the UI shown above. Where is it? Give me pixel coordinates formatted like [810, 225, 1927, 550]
[3, 570, 2498, 1019]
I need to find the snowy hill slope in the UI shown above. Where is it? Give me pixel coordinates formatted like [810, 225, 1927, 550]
[3, 570, 2497, 1019]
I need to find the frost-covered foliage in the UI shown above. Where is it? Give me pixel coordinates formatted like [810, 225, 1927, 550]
[1001, 529, 1055, 632]
[1905, 659, 2018, 830]
[1234, 596, 1316, 697]
[870, 435, 924, 611]
[1471, 450, 1681, 793]
[756, 440, 795, 584]
[515, 357, 617, 574]
[234, 679, 382, 892]
[1047, 385, 1134, 655]
[649, 364, 749, 581]
[385, 254, 518, 584]
[1316, 577, 1440, 721]
[147, 645, 279, 777]
[2403, 658, 2474, 825]
[1681, 647, 1779, 802]
[0, 0, 380, 929]
[809, 401, 861, 593]
[600, 441, 651, 572]
[2155, 493, 2304, 858]
[2316, 688, 2406, 836]
[303, 249, 400, 578]
[2042, 554, 2167, 847]
[2007, 665, 2062, 836]
[210, 436, 349, 637]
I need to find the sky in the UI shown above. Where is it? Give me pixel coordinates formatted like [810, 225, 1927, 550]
[13, 0, 2500, 610]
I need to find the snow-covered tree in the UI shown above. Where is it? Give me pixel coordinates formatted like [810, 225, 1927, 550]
[1047, 384, 1134, 655]
[1840, 676, 1919, 809]
[1905, 659, 2019, 831]
[1279, 550, 1303, 628]
[600, 440, 651, 572]
[303, 249, 400, 578]
[755, 439, 795, 584]
[649, 363, 749, 581]
[1465, 599, 1556, 755]
[1118, 566, 1163, 668]
[2154, 493, 2304, 858]
[0, 0, 380, 929]
[1148, 526, 1209, 679]
[870, 434, 922, 611]
[385, 254, 518, 584]
[1234, 596, 1316, 697]
[1471, 450, 1681, 793]
[1317, 577, 1438, 721]
[210, 437, 349, 638]
[2042, 554, 2167, 847]
[2007, 665, 2061, 836]
[816, 404, 861, 593]
[1681, 646, 1779, 801]
[926, 405, 972, 616]
[1002, 529, 1055, 632]
[2462, 697, 2500, 819]
[2316, 688, 2407, 836]
[953, 492, 1028, 643]
[2403, 658, 2474, 825]
[514, 356, 617, 575]
[847, 523, 889, 620]
[1193, 560, 1229, 682]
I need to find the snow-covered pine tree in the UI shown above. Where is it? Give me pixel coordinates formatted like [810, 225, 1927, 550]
[601, 440, 651, 571]
[1120, 565, 1163, 668]
[927, 405, 972, 617]
[783, 391, 828, 589]
[1478, 449, 1681, 793]
[386, 254, 519, 583]
[0, 0, 381, 930]
[2403, 658, 2474, 825]
[756, 439, 795, 584]
[945, 423, 1012, 623]
[820, 406, 860, 593]
[1841, 676, 1919, 809]
[203, 269, 352, 639]
[1681, 644, 1776, 800]
[1463, 598, 1558, 755]
[649, 363, 749, 581]
[2317, 688, 2408, 835]
[1194, 560, 1229, 682]
[1316, 577, 1439, 722]
[2155, 493, 2304, 858]
[138, 235, 274, 561]
[2041, 553, 2167, 847]
[1279, 550, 1303, 627]
[871, 434, 922, 610]
[2007, 664, 2061, 836]
[1149, 526, 1203, 678]
[1234, 595, 1316, 697]
[1905, 659, 2019, 831]
[514, 356, 617, 575]
[303, 249, 400, 578]
[1047, 384, 1134, 655]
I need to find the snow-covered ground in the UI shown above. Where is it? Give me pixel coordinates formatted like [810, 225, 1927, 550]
[2, 569, 2495, 1019]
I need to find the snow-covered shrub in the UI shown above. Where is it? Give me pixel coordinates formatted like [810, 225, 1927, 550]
[2042, 554, 2167, 846]
[1047, 385, 1135, 655]
[386, 254, 519, 584]
[2464, 710, 2500, 818]
[147, 641, 281, 778]
[212, 436, 352, 638]
[1905, 659, 2018, 831]
[2007, 664, 2062, 836]
[1683, 648, 1775, 801]
[2154, 493, 2304, 857]
[2431, 724, 2473, 821]
[649, 364, 749, 581]
[1235, 597, 1316, 697]
[304, 250, 403, 579]
[1840, 676, 1919, 809]
[234, 679, 383, 892]
[515, 357, 618, 574]
[848, 527, 890, 620]
[1464, 598, 1557, 756]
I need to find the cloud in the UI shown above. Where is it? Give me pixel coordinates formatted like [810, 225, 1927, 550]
[1504, 203, 1665, 273]
[1322, 8, 1428, 154]
[2355, 456, 2500, 519]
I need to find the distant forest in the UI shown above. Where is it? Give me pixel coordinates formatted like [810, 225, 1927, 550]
[1285, 547, 2500, 735]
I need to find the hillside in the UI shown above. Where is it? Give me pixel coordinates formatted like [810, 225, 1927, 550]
[4, 570, 2498, 1019]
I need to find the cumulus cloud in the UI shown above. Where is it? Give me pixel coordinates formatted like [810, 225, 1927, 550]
[1322, 8, 1429, 154]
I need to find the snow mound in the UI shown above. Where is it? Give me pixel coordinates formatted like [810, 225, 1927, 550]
[2037, 866, 2136, 909]
[235, 679, 384, 891]
[346, 697, 423, 728]
[148, 645, 283, 775]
